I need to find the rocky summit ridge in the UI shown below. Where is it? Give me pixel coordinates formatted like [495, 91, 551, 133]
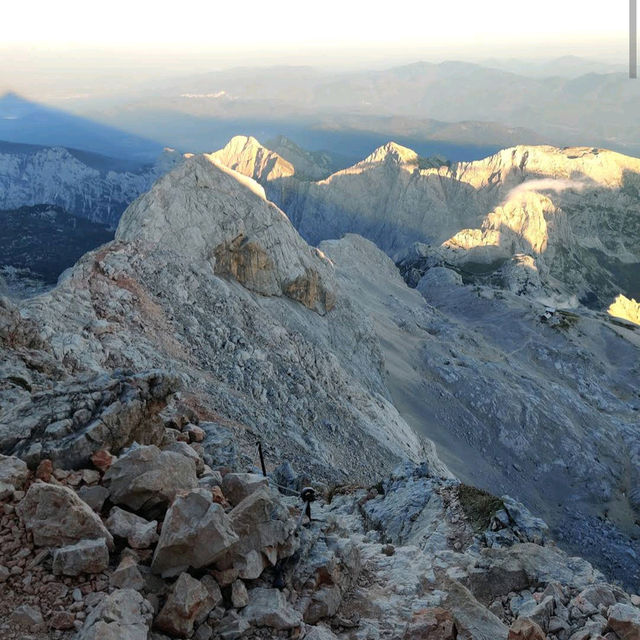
[0, 138, 640, 640]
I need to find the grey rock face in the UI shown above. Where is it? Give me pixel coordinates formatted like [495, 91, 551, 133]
[1, 370, 179, 469]
[16, 482, 114, 549]
[151, 488, 239, 577]
[116, 155, 335, 314]
[52, 538, 110, 576]
[76, 588, 154, 640]
[103, 445, 197, 514]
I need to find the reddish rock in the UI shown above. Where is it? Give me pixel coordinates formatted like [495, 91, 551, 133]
[211, 486, 228, 506]
[91, 449, 114, 472]
[509, 617, 546, 640]
[50, 611, 75, 630]
[404, 607, 456, 640]
[36, 459, 53, 482]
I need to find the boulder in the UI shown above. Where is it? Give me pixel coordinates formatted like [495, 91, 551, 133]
[241, 587, 302, 630]
[151, 488, 239, 577]
[221, 472, 268, 506]
[508, 618, 546, 640]
[607, 603, 640, 640]
[154, 573, 215, 638]
[106, 506, 159, 548]
[111, 555, 145, 591]
[217, 487, 297, 575]
[442, 577, 509, 640]
[16, 482, 114, 548]
[76, 588, 154, 640]
[52, 538, 110, 576]
[103, 445, 197, 514]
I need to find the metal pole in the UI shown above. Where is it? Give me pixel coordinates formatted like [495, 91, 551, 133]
[631, 0, 637, 79]
[257, 440, 267, 477]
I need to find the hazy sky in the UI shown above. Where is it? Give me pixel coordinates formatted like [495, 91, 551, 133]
[0, 0, 631, 99]
[2, 0, 628, 48]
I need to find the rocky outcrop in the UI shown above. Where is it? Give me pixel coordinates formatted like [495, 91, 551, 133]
[16, 482, 114, 548]
[0, 370, 179, 469]
[116, 154, 335, 314]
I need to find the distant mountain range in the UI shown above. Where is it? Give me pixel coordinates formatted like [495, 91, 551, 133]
[77, 60, 640, 157]
[0, 139, 184, 227]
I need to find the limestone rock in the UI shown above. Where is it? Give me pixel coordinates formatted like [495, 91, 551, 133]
[208, 135, 295, 182]
[115, 155, 335, 314]
[1, 371, 178, 469]
[111, 555, 145, 590]
[151, 488, 239, 577]
[103, 445, 197, 514]
[16, 482, 114, 548]
[154, 573, 215, 638]
[607, 603, 640, 640]
[219, 486, 298, 576]
[608, 295, 640, 326]
[52, 538, 109, 576]
[106, 506, 159, 548]
[241, 587, 302, 630]
[76, 588, 154, 640]
[221, 472, 268, 506]
[0, 454, 29, 489]
[77, 484, 110, 512]
[304, 626, 341, 640]
[442, 578, 509, 640]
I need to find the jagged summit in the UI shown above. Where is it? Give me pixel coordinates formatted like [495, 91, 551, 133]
[116, 154, 335, 313]
[207, 135, 295, 182]
[360, 141, 419, 166]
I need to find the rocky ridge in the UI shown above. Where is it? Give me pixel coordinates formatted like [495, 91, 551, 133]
[1, 139, 640, 638]
[210, 138, 640, 310]
[0, 145, 184, 228]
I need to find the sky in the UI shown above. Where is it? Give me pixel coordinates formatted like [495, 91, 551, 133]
[1, 0, 628, 49]
[0, 0, 632, 99]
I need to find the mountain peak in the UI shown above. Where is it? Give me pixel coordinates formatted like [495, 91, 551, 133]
[362, 142, 419, 166]
[207, 135, 294, 182]
[116, 154, 334, 313]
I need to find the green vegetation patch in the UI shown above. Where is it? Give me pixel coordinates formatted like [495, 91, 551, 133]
[455, 483, 504, 532]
